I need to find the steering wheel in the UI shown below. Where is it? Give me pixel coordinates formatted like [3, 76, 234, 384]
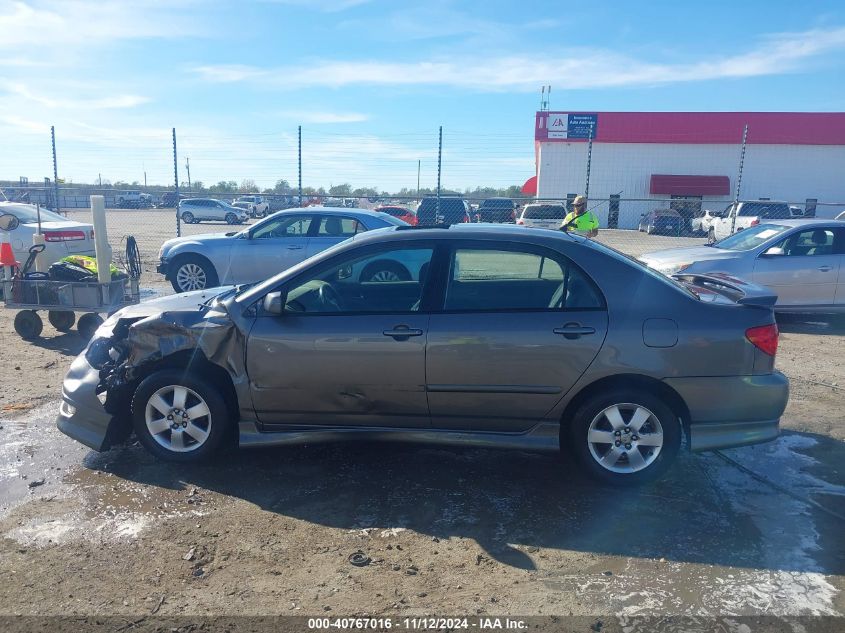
[318, 282, 344, 311]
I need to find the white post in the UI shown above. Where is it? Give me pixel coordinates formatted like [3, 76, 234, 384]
[91, 196, 112, 284]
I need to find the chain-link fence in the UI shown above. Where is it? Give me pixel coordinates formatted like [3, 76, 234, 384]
[2, 122, 844, 276]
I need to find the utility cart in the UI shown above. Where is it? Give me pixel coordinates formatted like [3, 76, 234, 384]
[2, 276, 140, 340]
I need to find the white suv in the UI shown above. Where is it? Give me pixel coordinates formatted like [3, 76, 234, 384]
[179, 198, 249, 225]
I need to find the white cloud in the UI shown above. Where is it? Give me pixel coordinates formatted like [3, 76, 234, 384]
[191, 25, 845, 91]
[7, 84, 150, 110]
[276, 110, 369, 124]
[260, 0, 372, 12]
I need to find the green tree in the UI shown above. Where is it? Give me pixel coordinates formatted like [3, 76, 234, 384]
[328, 183, 352, 196]
[239, 179, 257, 193]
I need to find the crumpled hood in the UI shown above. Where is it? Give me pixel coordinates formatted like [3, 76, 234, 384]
[110, 287, 234, 320]
[639, 246, 741, 265]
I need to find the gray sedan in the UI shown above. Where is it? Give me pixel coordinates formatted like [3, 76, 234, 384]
[639, 219, 845, 314]
[58, 224, 788, 485]
[157, 207, 404, 293]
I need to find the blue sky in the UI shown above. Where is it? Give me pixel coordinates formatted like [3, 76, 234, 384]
[2, 0, 844, 192]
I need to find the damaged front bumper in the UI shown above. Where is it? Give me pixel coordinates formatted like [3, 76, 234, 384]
[56, 353, 121, 451]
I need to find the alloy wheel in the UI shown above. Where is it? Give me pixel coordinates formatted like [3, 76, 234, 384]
[176, 263, 207, 291]
[369, 270, 402, 282]
[586, 403, 664, 474]
[144, 385, 212, 453]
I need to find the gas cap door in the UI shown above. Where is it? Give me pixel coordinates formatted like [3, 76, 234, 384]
[643, 318, 678, 348]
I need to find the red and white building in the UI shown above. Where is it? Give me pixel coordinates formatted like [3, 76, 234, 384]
[528, 111, 845, 229]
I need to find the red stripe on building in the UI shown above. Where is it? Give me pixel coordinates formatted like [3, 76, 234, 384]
[535, 112, 845, 145]
[649, 174, 731, 196]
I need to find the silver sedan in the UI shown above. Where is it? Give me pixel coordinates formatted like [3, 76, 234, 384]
[157, 208, 404, 292]
[639, 219, 845, 314]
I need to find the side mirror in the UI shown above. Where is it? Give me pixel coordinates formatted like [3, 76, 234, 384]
[762, 246, 785, 257]
[0, 213, 20, 231]
[263, 290, 284, 315]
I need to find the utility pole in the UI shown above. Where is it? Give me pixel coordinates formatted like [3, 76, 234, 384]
[173, 128, 180, 237]
[731, 124, 749, 235]
[51, 126, 60, 214]
[98, 173, 102, 187]
[298, 125, 302, 206]
[436, 126, 442, 217]
[416, 159, 421, 202]
[584, 123, 595, 199]
[185, 157, 191, 191]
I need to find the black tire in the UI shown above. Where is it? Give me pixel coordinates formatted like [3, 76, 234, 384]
[181, 211, 195, 224]
[131, 369, 231, 463]
[360, 260, 411, 283]
[566, 388, 681, 486]
[225, 213, 237, 225]
[707, 228, 716, 245]
[77, 313, 104, 340]
[170, 255, 218, 293]
[14, 310, 43, 340]
[48, 310, 76, 332]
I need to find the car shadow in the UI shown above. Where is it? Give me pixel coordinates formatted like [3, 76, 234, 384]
[776, 313, 845, 336]
[83, 430, 845, 576]
[29, 331, 88, 356]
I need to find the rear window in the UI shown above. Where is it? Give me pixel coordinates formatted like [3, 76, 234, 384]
[417, 198, 467, 225]
[522, 204, 566, 220]
[479, 199, 515, 210]
[738, 203, 790, 219]
[2, 204, 65, 223]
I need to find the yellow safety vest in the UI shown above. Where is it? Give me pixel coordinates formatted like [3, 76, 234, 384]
[562, 211, 599, 232]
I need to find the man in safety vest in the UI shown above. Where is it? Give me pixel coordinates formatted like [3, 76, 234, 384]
[560, 195, 599, 238]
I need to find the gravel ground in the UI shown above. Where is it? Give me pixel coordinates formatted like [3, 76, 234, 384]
[0, 211, 843, 629]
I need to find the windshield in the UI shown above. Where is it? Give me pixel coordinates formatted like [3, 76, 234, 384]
[738, 202, 790, 218]
[713, 224, 791, 251]
[1, 203, 66, 223]
[523, 204, 566, 219]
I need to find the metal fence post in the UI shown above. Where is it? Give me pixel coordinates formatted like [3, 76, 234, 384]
[51, 126, 60, 214]
[731, 124, 748, 235]
[436, 126, 442, 217]
[584, 122, 594, 199]
[173, 127, 180, 237]
[298, 125, 302, 206]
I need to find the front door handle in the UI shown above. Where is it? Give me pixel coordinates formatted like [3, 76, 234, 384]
[287, 245, 305, 250]
[553, 324, 596, 339]
[383, 325, 424, 340]
[817, 265, 833, 272]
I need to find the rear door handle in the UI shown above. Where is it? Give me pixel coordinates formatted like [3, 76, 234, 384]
[287, 245, 304, 250]
[383, 325, 424, 340]
[817, 265, 833, 272]
[553, 324, 596, 339]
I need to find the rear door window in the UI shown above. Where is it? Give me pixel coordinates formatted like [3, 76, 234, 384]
[315, 216, 366, 237]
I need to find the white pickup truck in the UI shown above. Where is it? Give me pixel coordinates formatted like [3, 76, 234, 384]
[708, 200, 792, 243]
[115, 191, 152, 208]
[232, 195, 270, 218]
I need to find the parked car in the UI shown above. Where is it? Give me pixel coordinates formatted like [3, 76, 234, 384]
[323, 197, 345, 207]
[691, 209, 720, 236]
[232, 195, 270, 218]
[476, 198, 516, 223]
[178, 198, 249, 226]
[709, 201, 792, 243]
[158, 192, 180, 208]
[639, 219, 845, 314]
[59, 224, 788, 485]
[837, 211, 845, 221]
[343, 198, 358, 208]
[0, 202, 94, 267]
[416, 197, 471, 226]
[375, 205, 417, 225]
[638, 209, 684, 236]
[516, 202, 567, 230]
[157, 207, 405, 292]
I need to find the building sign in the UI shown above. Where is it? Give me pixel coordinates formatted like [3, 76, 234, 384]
[545, 113, 598, 139]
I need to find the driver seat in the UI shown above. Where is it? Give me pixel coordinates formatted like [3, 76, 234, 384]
[324, 218, 343, 235]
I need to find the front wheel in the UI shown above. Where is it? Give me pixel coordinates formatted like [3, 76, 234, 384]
[567, 389, 681, 486]
[360, 260, 411, 283]
[225, 212, 238, 225]
[131, 370, 230, 462]
[171, 255, 218, 293]
[181, 211, 195, 224]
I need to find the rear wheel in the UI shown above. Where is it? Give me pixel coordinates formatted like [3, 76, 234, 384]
[132, 369, 230, 462]
[567, 389, 681, 486]
[77, 313, 103, 340]
[48, 310, 76, 332]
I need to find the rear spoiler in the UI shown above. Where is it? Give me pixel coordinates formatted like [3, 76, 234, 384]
[672, 272, 777, 308]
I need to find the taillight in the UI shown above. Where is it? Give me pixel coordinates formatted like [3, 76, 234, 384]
[746, 323, 778, 356]
[750, 219, 760, 227]
[517, 219, 524, 225]
[44, 230, 86, 242]
[409, 215, 418, 226]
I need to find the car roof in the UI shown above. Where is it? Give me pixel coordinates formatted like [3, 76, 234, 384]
[759, 218, 845, 227]
[267, 206, 389, 220]
[349, 222, 580, 246]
